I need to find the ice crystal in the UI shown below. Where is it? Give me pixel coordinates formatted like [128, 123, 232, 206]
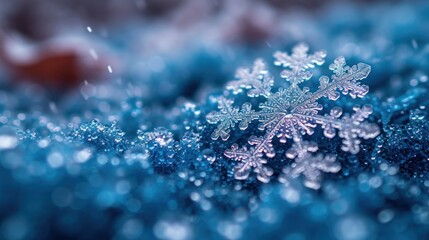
[138, 128, 177, 174]
[207, 43, 379, 188]
[70, 120, 128, 153]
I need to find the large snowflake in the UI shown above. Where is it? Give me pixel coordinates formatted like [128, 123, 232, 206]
[206, 43, 379, 189]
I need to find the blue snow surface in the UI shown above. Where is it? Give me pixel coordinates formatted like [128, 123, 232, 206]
[1, 1, 429, 240]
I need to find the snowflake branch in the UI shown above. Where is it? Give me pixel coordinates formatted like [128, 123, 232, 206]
[226, 59, 273, 98]
[291, 59, 371, 112]
[274, 43, 326, 86]
[282, 126, 340, 189]
[294, 105, 379, 153]
[224, 144, 273, 183]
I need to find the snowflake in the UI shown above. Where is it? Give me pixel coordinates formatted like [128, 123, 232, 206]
[206, 43, 379, 188]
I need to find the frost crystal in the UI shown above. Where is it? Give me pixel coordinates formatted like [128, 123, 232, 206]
[206, 43, 379, 188]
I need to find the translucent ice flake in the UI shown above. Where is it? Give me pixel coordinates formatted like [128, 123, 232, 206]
[206, 43, 379, 188]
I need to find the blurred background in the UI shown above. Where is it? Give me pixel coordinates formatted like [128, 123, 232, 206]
[0, 0, 427, 102]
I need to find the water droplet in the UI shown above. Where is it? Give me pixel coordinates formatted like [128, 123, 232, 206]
[89, 48, 98, 60]
[121, 219, 143, 239]
[378, 209, 394, 223]
[47, 152, 64, 168]
[81, 81, 96, 100]
[51, 188, 73, 207]
[154, 221, 190, 240]
[75, 148, 92, 163]
[409, 109, 426, 121]
[202, 149, 216, 163]
[0, 127, 18, 150]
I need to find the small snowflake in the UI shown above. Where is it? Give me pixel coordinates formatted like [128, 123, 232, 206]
[206, 43, 379, 189]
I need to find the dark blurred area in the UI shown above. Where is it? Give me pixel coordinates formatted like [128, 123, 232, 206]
[1, 0, 406, 40]
[0, 0, 412, 91]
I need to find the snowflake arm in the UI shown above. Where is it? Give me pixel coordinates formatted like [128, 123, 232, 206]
[206, 97, 282, 141]
[282, 153, 340, 189]
[281, 130, 340, 189]
[274, 43, 326, 86]
[336, 105, 380, 153]
[292, 57, 371, 111]
[223, 124, 281, 183]
[295, 105, 380, 154]
[248, 135, 275, 157]
[206, 98, 259, 140]
[326, 57, 370, 99]
[224, 143, 273, 183]
[226, 59, 273, 98]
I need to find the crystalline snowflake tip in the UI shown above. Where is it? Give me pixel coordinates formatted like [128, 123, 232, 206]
[226, 59, 273, 98]
[273, 43, 327, 85]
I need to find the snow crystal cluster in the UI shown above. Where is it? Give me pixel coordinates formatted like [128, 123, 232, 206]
[207, 44, 379, 188]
